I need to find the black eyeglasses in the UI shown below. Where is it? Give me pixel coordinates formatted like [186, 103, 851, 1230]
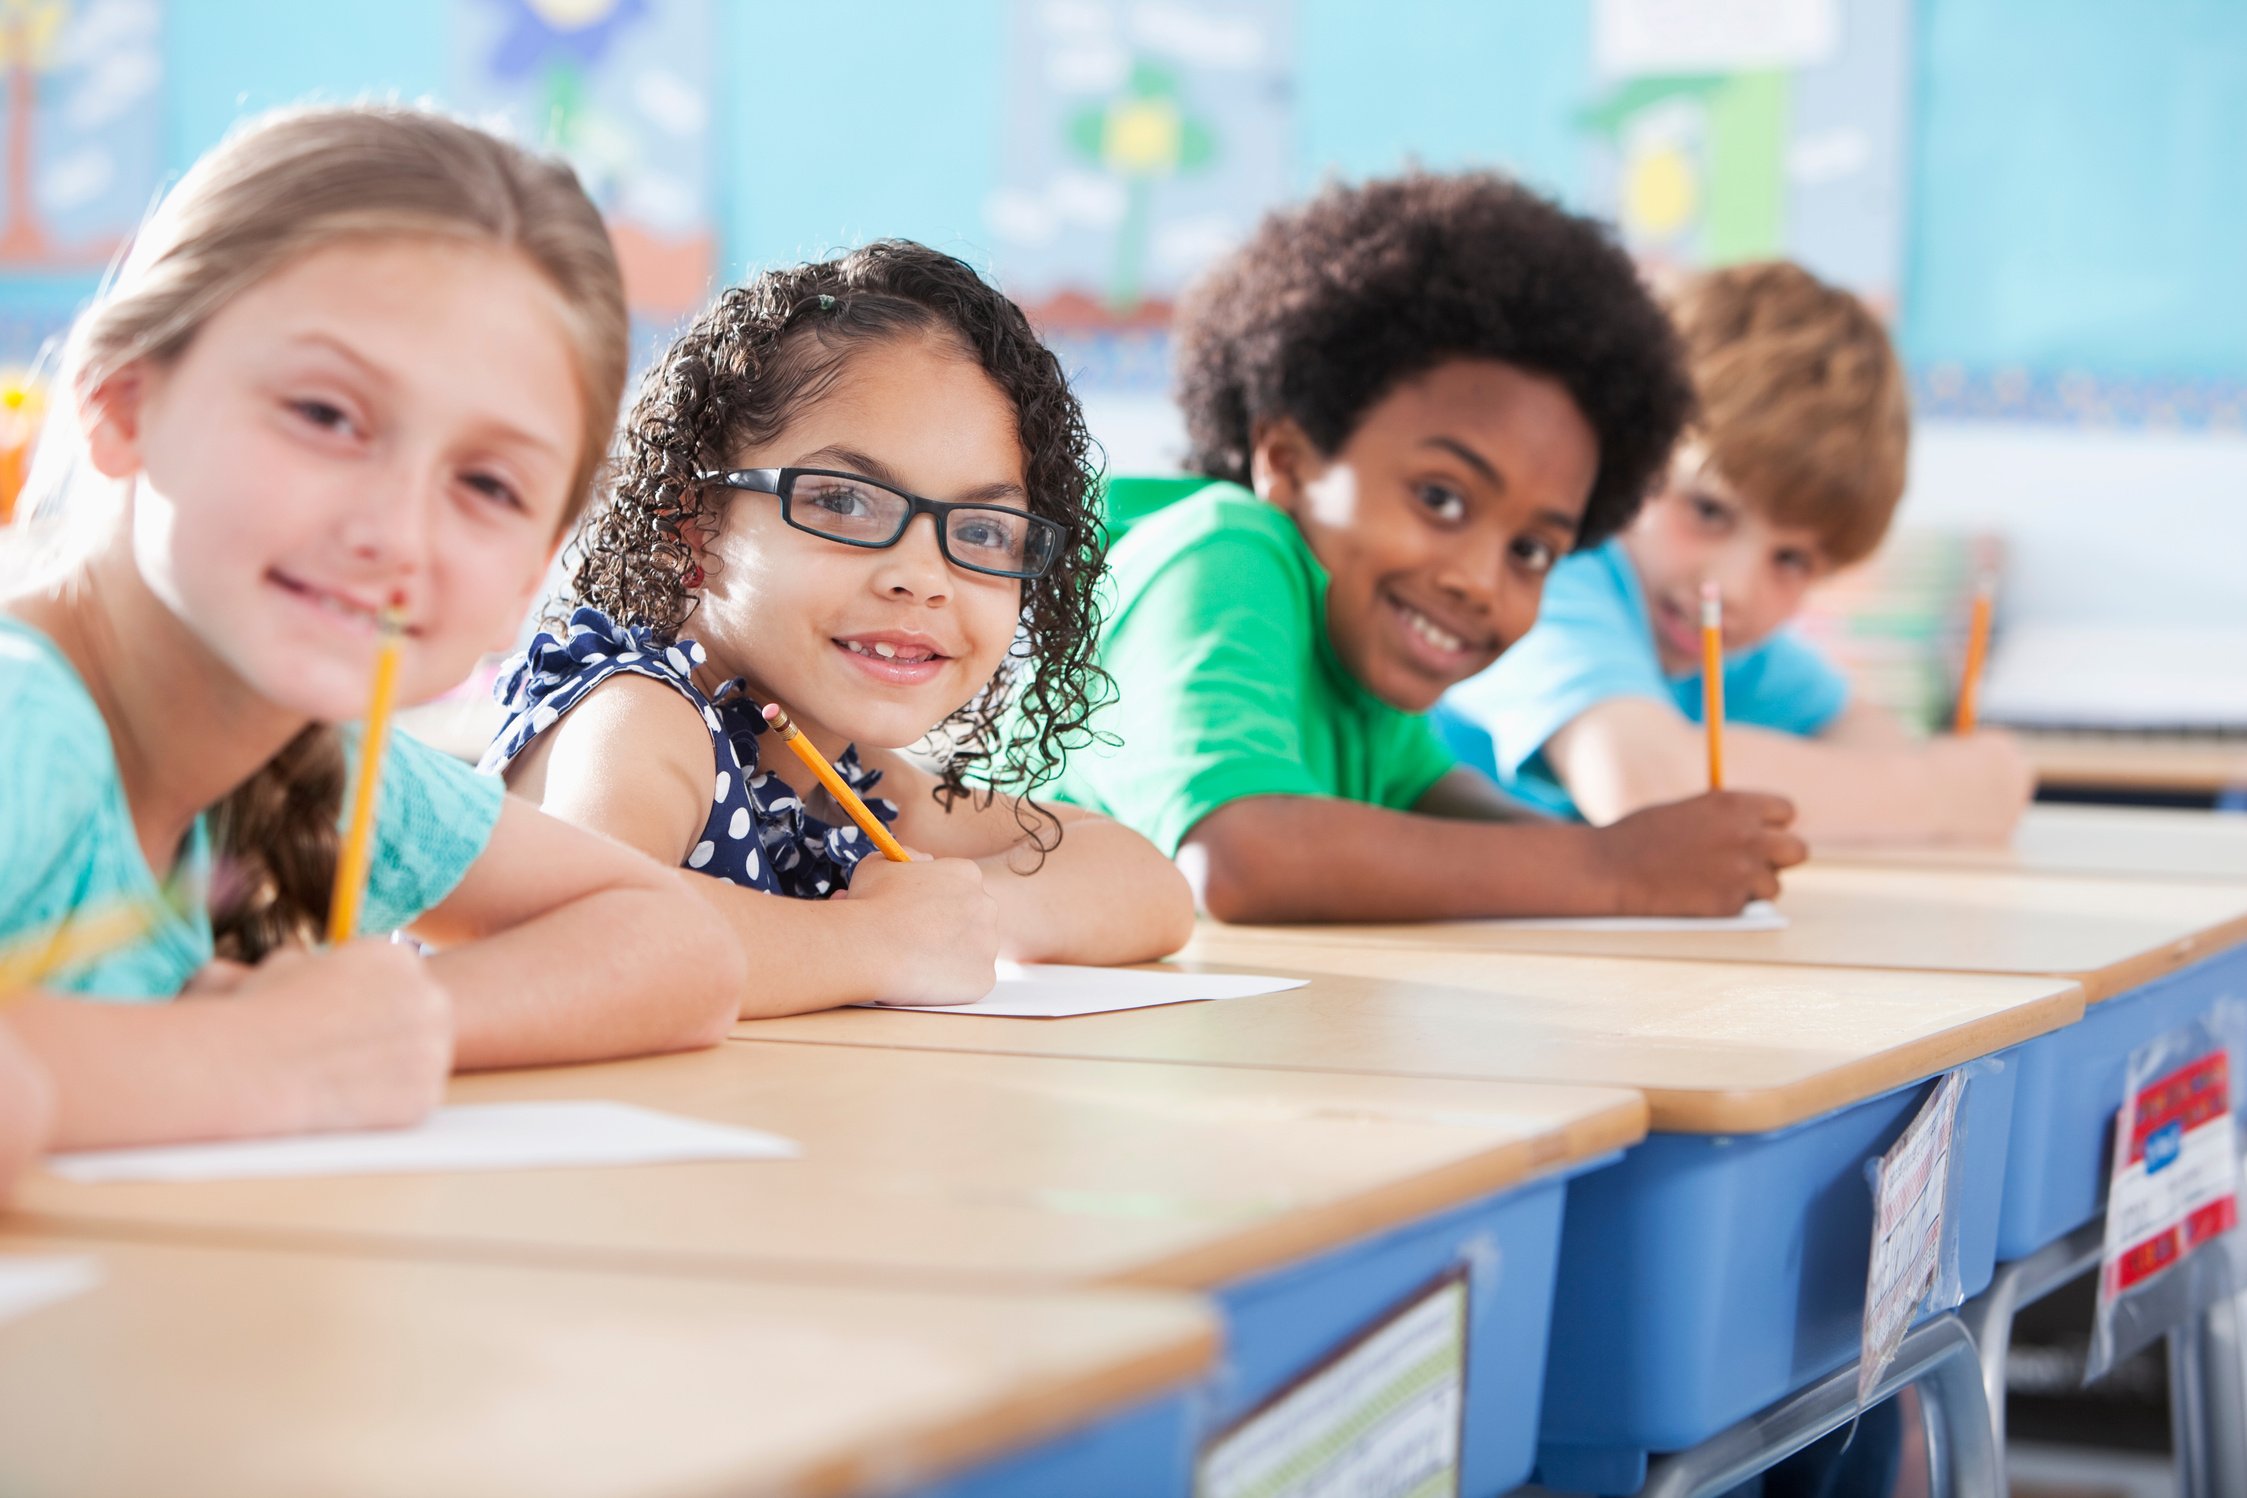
[695, 467, 1064, 581]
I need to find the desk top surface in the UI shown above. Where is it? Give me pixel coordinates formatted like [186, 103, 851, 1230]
[17, 1041, 1643, 1290]
[1185, 862, 2247, 1003]
[0, 1230, 1214, 1498]
[743, 953, 2082, 1134]
[1823, 804, 2247, 884]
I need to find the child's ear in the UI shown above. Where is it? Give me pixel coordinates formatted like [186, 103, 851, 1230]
[1248, 417, 1321, 515]
[78, 365, 150, 481]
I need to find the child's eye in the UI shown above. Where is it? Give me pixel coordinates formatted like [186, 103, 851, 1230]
[289, 397, 355, 435]
[463, 471, 526, 513]
[1691, 494, 1733, 531]
[1415, 482, 1467, 523]
[1775, 548, 1815, 578]
[951, 513, 1022, 554]
[1510, 536, 1559, 575]
[803, 481, 880, 519]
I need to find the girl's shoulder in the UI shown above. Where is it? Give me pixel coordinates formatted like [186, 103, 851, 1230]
[481, 605, 727, 774]
[0, 615, 121, 813]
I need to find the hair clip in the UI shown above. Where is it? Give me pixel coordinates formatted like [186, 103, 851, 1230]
[816, 294, 836, 312]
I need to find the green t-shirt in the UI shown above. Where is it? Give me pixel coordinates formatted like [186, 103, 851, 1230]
[0, 616, 505, 1000]
[1051, 478, 1457, 854]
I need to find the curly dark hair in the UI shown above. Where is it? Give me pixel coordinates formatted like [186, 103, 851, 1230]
[569, 240, 1109, 843]
[1174, 172, 1694, 549]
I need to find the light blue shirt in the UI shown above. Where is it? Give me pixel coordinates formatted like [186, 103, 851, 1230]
[0, 616, 505, 999]
[1434, 540, 1849, 818]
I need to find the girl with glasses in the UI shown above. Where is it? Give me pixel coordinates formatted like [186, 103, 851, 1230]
[485, 243, 1194, 1015]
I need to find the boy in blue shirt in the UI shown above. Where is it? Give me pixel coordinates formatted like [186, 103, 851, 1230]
[1439, 262, 2033, 844]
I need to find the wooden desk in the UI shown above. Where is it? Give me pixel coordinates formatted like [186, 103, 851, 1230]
[2019, 729, 2247, 797]
[17, 1041, 1643, 1292]
[741, 960, 2080, 1135]
[1188, 864, 2247, 1003]
[1823, 803, 2247, 883]
[0, 1231, 1213, 1498]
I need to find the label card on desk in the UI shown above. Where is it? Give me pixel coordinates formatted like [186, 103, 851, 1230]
[1461, 899, 1786, 933]
[1199, 1269, 1467, 1498]
[1860, 1071, 1963, 1403]
[45, 1101, 800, 1184]
[0, 1256, 100, 1325]
[861, 962, 1307, 1018]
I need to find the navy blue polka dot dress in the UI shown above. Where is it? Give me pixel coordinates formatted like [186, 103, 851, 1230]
[482, 606, 901, 898]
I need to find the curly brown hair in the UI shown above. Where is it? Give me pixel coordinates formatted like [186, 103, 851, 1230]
[1174, 171, 1694, 549]
[570, 240, 1110, 840]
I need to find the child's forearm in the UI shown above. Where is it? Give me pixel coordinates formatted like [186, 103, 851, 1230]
[431, 885, 743, 1068]
[1717, 728, 1953, 841]
[691, 880, 929, 1018]
[8, 998, 309, 1150]
[0, 1026, 53, 1190]
[1179, 795, 1624, 924]
[978, 819, 1196, 964]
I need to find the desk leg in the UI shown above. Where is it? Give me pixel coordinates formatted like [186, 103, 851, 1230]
[1637, 1317, 1999, 1498]
[1956, 1221, 2106, 1453]
[2166, 1290, 2247, 1498]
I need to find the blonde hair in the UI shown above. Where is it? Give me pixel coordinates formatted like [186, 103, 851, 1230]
[1669, 261, 1909, 567]
[11, 104, 628, 960]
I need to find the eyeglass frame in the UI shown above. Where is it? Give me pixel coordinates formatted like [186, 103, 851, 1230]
[693, 466, 1065, 581]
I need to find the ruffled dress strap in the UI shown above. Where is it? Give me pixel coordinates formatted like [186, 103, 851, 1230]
[484, 606, 902, 899]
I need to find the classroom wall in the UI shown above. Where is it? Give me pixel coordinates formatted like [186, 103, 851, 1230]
[3, 0, 2240, 630]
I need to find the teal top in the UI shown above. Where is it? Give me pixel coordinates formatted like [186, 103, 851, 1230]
[1434, 539, 1850, 818]
[0, 615, 506, 1000]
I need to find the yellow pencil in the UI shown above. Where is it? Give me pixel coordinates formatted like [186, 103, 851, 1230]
[327, 593, 408, 945]
[1701, 581, 1725, 791]
[760, 702, 911, 863]
[0, 897, 168, 1004]
[1955, 573, 1996, 734]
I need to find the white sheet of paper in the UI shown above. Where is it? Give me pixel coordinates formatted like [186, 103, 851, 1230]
[861, 962, 1307, 1018]
[0, 1255, 101, 1325]
[45, 1101, 799, 1184]
[1463, 899, 1787, 933]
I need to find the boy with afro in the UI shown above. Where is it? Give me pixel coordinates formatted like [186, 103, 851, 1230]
[1438, 260, 2032, 843]
[1046, 173, 1804, 922]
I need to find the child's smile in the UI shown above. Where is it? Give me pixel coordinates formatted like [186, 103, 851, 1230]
[832, 626, 956, 684]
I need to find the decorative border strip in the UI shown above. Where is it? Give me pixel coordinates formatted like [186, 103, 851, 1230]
[1911, 365, 2247, 433]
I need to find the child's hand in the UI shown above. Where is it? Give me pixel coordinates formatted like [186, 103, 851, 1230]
[1592, 791, 1806, 915]
[1928, 732, 2036, 844]
[227, 941, 454, 1133]
[841, 856, 1001, 1005]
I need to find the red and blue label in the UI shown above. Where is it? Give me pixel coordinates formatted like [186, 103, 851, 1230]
[2107, 1051, 2240, 1296]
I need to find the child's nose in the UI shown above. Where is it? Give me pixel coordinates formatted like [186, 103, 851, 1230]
[337, 467, 432, 574]
[872, 512, 951, 602]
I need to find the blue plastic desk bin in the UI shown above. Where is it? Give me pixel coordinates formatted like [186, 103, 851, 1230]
[1209, 1158, 1607, 1498]
[1533, 1059, 2018, 1497]
[913, 1389, 1197, 1498]
[1998, 945, 2247, 1262]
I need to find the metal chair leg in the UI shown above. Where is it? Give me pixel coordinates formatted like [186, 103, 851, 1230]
[1955, 1220, 2106, 1453]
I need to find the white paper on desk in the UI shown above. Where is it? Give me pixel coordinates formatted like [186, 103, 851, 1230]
[1464, 899, 1787, 933]
[0, 1255, 101, 1324]
[44, 1101, 799, 1184]
[860, 962, 1307, 1018]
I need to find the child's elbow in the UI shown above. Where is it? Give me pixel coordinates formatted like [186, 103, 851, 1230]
[665, 887, 749, 1049]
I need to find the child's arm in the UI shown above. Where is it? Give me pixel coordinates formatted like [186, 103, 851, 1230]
[507, 675, 1000, 1015]
[4, 941, 452, 1150]
[0, 1023, 54, 1196]
[871, 754, 1197, 965]
[1543, 698, 2034, 844]
[406, 795, 746, 1067]
[1180, 787, 1802, 925]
